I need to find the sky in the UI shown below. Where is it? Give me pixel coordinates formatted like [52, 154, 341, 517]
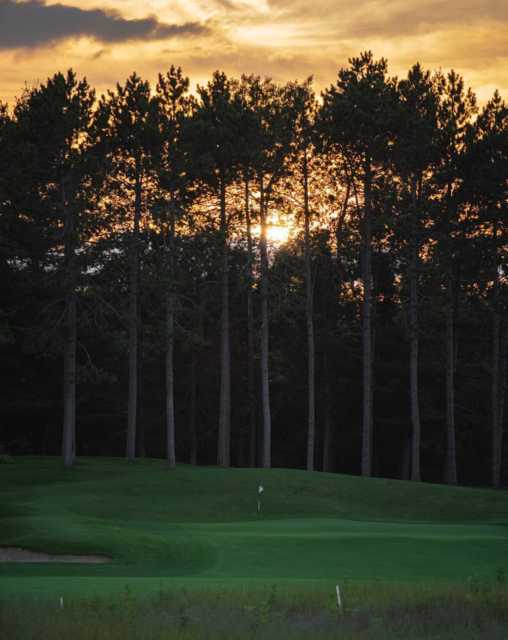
[1, 0, 507, 105]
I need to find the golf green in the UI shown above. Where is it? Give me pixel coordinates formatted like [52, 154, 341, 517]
[1, 457, 507, 597]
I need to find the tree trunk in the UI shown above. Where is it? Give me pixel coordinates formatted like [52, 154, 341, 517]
[62, 288, 77, 467]
[137, 324, 146, 458]
[492, 309, 501, 487]
[492, 225, 502, 488]
[361, 166, 373, 476]
[189, 348, 198, 465]
[259, 177, 272, 468]
[409, 183, 421, 482]
[409, 252, 421, 481]
[401, 434, 411, 480]
[245, 178, 257, 467]
[444, 272, 457, 484]
[165, 209, 176, 468]
[443, 180, 458, 485]
[62, 182, 76, 468]
[303, 151, 316, 472]
[498, 323, 507, 485]
[322, 354, 333, 473]
[126, 170, 141, 461]
[217, 177, 231, 467]
[323, 180, 350, 474]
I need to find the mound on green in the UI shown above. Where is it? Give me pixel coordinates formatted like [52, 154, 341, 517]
[1, 457, 507, 597]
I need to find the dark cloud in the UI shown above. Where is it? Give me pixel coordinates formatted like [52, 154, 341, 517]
[0, 0, 208, 49]
[91, 48, 108, 60]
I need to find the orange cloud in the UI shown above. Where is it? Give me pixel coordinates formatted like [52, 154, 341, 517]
[1, 0, 506, 106]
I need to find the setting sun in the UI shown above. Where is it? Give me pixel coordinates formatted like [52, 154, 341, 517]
[252, 223, 292, 245]
[266, 224, 291, 245]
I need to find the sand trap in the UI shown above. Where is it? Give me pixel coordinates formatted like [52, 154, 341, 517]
[0, 547, 111, 563]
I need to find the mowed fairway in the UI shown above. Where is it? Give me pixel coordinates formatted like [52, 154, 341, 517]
[1, 457, 507, 597]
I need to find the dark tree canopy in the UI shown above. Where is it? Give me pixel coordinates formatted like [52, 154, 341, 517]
[0, 55, 507, 487]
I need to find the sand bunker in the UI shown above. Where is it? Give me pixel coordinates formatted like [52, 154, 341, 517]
[0, 547, 111, 563]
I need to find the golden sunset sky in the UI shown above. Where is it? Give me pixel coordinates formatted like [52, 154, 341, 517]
[1, 0, 507, 105]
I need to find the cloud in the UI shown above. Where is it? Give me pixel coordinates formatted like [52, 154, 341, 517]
[91, 48, 108, 60]
[0, 0, 208, 49]
[0, 0, 506, 107]
[263, 0, 508, 40]
[345, 0, 508, 38]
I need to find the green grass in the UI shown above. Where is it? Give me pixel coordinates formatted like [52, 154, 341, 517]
[1, 456, 507, 599]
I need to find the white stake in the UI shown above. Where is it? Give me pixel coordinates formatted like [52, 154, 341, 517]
[59, 596, 64, 610]
[335, 584, 343, 613]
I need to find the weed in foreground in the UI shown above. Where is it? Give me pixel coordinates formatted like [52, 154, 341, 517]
[1, 581, 508, 640]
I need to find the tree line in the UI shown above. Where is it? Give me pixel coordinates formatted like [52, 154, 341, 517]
[0, 52, 506, 486]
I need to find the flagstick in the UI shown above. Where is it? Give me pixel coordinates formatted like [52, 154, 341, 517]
[257, 483, 264, 516]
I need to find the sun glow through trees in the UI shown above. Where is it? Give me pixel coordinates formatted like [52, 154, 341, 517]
[252, 223, 292, 246]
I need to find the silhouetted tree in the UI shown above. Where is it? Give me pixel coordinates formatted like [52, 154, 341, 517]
[1, 57, 507, 487]
[189, 71, 244, 467]
[394, 64, 440, 480]
[95, 73, 159, 461]
[434, 70, 477, 484]
[13, 71, 95, 466]
[155, 66, 195, 468]
[321, 52, 398, 476]
[464, 90, 508, 487]
[241, 76, 301, 467]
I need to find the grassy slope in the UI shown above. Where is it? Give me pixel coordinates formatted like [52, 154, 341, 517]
[1, 457, 507, 596]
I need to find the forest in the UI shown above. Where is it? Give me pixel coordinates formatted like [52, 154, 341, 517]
[0, 51, 506, 487]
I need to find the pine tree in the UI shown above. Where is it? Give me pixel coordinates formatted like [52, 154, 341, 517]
[321, 52, 398, 476]
[13, 71, 95, 466]
[155, 66, 194, 468]
[189, 71, 244, 467]
[394, 64, 440, 481]
[435, 70, 477, 484]
[95, 73, 159, 461]
[463, 91, 508, 487]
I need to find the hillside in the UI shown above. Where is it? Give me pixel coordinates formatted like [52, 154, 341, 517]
[1, 457, 507, 595]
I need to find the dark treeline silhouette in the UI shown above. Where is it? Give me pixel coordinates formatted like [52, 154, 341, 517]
[0, 53, 507, 486]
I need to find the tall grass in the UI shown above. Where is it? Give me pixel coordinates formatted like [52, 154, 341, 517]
[2, 580, 507, 639]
